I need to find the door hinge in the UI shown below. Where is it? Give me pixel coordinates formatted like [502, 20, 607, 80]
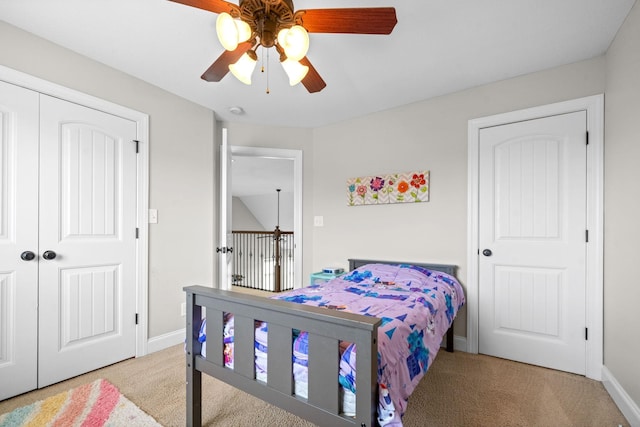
[585, 131, 589, 145]
[135, 313, 139, 325]
[136, 228, 139, 239]
[585, 230, 589, 242]
[133, 139, 139, 153]
[585, 327, 588, 340]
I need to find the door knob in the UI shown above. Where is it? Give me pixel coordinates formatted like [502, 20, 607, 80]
[482, 249, 493, 257]
[21, 251, 36, 261]
[42, 250, 57, 260]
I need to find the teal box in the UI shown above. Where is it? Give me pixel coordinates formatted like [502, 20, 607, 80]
[310, 271, 344, 286]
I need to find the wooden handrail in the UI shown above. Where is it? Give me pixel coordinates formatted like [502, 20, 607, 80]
[232, 230, 294, 235]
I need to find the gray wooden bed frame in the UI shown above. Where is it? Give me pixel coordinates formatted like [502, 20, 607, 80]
[185, 259, 457, 427]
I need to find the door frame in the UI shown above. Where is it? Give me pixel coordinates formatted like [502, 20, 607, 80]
[0, 65, 150, 357]
[218, 129, 233, 290]
[221, 144, 303, 290]
[467, 95, 604, 380]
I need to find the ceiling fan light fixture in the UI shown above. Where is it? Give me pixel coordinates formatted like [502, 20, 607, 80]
[216, 13, 238, 50]
[277, 25, 309, 62]
[173, 0, 397, 93]
[229, 52, 257, 85]
[216, 13, 251, 51]
[281, 59, 309, 86]
[236, 20, 252, 44]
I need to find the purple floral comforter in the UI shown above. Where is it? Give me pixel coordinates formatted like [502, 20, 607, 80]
[274, 263, 465, 427]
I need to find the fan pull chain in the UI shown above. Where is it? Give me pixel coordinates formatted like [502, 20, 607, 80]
[265, 48, 270, 94]
[257, 47, 270, 94]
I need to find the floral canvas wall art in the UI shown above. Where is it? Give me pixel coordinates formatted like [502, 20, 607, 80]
[347, 171, 429, 206]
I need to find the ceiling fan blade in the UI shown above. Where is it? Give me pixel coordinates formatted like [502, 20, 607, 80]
[299, 57, 326, 93]
[298, 8, 397, 35]
[201, 42, 253, 82]
[168, 0, 236, 14]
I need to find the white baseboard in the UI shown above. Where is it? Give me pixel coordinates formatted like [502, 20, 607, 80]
[602, 366, 640, 427]
[146, 328, 186, 354]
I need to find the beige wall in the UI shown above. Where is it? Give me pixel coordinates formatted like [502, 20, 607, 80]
[604, 0, 640, 408]
[310, 57, 606, 336]
[0, 21, 216, 338]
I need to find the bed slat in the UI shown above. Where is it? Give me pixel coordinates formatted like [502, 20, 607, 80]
[355, 328, 378, 426]
[205, 308, 224, 366]
[267, 323, 294, 394]
[308, 333, 340, 414]
[234, 314, 256, 379]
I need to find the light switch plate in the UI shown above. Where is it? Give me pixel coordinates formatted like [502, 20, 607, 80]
[313, 216, 323, 227]
[149, 209, 158, 224]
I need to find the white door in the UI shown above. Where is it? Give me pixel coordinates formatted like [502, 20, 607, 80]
[0, 82, 39, 400]
[218, 129, 233, 290]
[37, 95, 138, 387]
[478, 111, 587, 375]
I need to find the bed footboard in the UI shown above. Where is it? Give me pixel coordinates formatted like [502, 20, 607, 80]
[185, 285, 381, 427]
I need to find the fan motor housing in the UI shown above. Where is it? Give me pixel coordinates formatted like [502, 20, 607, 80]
[239, 0, 295, 24]
[239, 0, 296, 48]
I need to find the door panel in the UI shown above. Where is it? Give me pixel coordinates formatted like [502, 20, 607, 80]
[478, 111, 587, 375]
[38, 95, 138, 387]
[0, 82, 39, 400]
[59, 266, 119, 347]
[60, 124, 119, 238]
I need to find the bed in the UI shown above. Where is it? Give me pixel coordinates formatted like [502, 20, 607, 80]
[185, 259, 464, 427]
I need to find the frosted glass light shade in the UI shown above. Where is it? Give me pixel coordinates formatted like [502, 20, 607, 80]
[281, 59, 309, 86]
[217, 13, 252, 51]
[217, 13, 239, 51]
[229, 53, 257, 85]
[277, 25, 309, 61]
[236, 20, 252, 43]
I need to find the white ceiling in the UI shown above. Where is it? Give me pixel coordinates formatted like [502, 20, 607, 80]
[0, 0, 635, 128]
[231, 155, 293, 196]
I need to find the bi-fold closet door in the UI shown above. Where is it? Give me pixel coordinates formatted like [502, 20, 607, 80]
[0, 81, 138, 400]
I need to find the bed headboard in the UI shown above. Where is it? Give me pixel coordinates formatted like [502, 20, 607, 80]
[348, 258, 457, 277]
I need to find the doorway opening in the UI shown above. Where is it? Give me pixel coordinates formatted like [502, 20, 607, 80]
[219, 139, 302, 291]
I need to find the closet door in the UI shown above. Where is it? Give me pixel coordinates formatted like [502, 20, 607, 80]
[37, 95, 138, 387]
[0, 81, 39, 400]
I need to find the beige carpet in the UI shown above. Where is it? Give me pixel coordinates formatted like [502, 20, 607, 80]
[0, 345, 628, 427]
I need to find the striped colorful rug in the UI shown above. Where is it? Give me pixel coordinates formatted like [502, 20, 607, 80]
[0, 379, 161, 427]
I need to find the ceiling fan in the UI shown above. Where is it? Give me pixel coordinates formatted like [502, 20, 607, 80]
[169, 0, 397, 93]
